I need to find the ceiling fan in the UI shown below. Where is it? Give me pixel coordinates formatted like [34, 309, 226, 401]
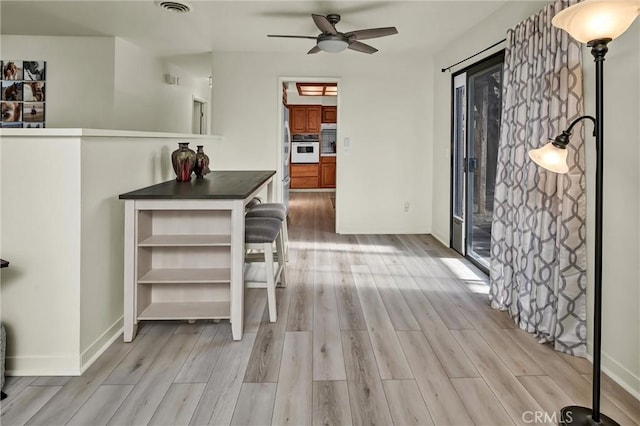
[267, 14, 398, 54]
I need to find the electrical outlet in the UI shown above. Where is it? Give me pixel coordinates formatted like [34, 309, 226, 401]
[404, 201, 410, 212]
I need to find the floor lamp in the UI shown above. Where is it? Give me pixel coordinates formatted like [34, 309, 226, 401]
[528, 1, 639, 425]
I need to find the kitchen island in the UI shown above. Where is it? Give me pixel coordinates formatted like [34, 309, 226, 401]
[119, 170, 275, 342]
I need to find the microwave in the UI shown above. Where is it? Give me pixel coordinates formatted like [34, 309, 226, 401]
[291, 141, 320, 163]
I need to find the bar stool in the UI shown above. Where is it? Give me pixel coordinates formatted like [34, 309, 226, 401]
[244, 217, 286, 322]
[245, 202, 289, 261]
[245, 196, 262, 211]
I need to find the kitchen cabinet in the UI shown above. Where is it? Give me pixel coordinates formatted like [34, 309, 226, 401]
[291, 164, 319, 189]
[290, 105, 322, 134]
[320, 156, 336, 188]
[322, 106, 337, 123]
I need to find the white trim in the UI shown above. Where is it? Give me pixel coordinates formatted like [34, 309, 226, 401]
[585, 343, 640, 401]
[80, 318, 124, 374]
[431, 231, 449, 248]
[5, 355, 81, 377]
[0, 128, 222, 140]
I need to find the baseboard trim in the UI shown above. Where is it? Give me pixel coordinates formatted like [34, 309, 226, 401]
[586, 343, 640, 401]
[430, 231, 449, 248]
[5, 355, 81, 376]
[4, 318, 124, 377]
[80, 317, 123, 374]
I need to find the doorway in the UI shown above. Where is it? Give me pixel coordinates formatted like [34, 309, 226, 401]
[451, 52, 504, 271]
[278, 77, 340, 230]
[192, 98, 207, 135]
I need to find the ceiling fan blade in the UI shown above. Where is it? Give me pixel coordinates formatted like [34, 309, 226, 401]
[312, 14, 337, 35]
[345, 27, 398, 41]
[267, 35, 318, 39]
[307, 45, 322, 54]
[348, 41, 378, 54]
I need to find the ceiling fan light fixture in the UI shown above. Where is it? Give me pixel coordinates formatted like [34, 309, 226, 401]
[268, 13, 397, 55]
[317, 35, 349, 53]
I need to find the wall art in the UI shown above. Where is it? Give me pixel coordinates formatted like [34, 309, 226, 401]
[1, 60, 46, 128]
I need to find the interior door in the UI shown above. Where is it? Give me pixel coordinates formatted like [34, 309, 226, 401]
[192, 99, 207, 135]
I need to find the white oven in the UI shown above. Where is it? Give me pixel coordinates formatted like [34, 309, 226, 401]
[291, 135, 320, 163]
[291, 142, 319, 163]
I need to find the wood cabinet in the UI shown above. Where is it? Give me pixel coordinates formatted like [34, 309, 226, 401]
[320, 156, 336, 188]
[290, 106, 307, 133]
[290, 164, 319, 189]
[290, 159, 335, 189]
[290, 105, 322, 133]
[322, 106, 337, 123]
[306, 106, 322, 133]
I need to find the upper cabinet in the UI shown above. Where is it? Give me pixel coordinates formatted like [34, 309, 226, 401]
[306, 106, 322, 133]
[322, 106, 337, 123]
[290, 105, 322, 134]
[290, 106, 306, 133]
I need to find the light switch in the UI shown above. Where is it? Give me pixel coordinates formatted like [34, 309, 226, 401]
[344, 137, 350, 153]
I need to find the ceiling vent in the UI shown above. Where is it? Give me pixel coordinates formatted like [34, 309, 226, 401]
[154, 1, 192, 14]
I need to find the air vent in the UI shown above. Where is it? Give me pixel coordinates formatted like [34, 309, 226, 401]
[154, 1, 192, 13]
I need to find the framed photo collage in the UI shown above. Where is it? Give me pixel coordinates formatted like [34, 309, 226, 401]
[1, 60, 46, 128]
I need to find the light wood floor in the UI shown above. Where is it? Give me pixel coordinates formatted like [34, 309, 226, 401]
[2, 192, 638, 426]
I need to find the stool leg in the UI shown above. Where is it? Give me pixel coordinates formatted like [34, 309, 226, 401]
[276, 230, 287, 288]
[282, 216, 289, 262]
[264, 242, 277, 322]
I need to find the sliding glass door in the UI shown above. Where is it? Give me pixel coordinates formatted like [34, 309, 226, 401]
[451, 53, 504, 270]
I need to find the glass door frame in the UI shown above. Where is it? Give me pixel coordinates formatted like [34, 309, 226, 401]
[450, 50, 505, 273]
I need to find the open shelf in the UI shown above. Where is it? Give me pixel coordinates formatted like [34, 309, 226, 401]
[138, 268, 231, 284]
[137, 301, 230, 320]
[138, 234, 231, 247]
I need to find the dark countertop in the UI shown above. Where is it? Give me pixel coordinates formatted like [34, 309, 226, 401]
[0, 259, 9, 268]
[119, 170, 276, 200]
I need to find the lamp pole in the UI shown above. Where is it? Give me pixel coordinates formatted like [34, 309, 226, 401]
[533, 0, 639, 423]
[559, 37, 619, 426]
[590, 37, 608, 425]
[528, 37, 621, 426]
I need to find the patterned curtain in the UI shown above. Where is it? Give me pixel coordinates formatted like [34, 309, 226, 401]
[489, 0, 587, 356]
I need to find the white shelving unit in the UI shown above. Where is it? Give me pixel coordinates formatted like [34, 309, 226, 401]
[120, 170, 275, 342]
[133, 208, 232, 324]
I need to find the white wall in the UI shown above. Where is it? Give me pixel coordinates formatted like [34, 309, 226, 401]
[113, 38, 212, 134]
[210, 52, 432, 234]
[1, 136, 83, 374]
[0, 36, 116, 129]
[0, 36, 211, 133]
[583, 22, 640, 396]
[432, 2, 640, 396]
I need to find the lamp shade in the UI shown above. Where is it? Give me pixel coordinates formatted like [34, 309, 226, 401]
[552, 0, 640, 43]
[529, 142, 569, 174]
[317, 37, 348, 53]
